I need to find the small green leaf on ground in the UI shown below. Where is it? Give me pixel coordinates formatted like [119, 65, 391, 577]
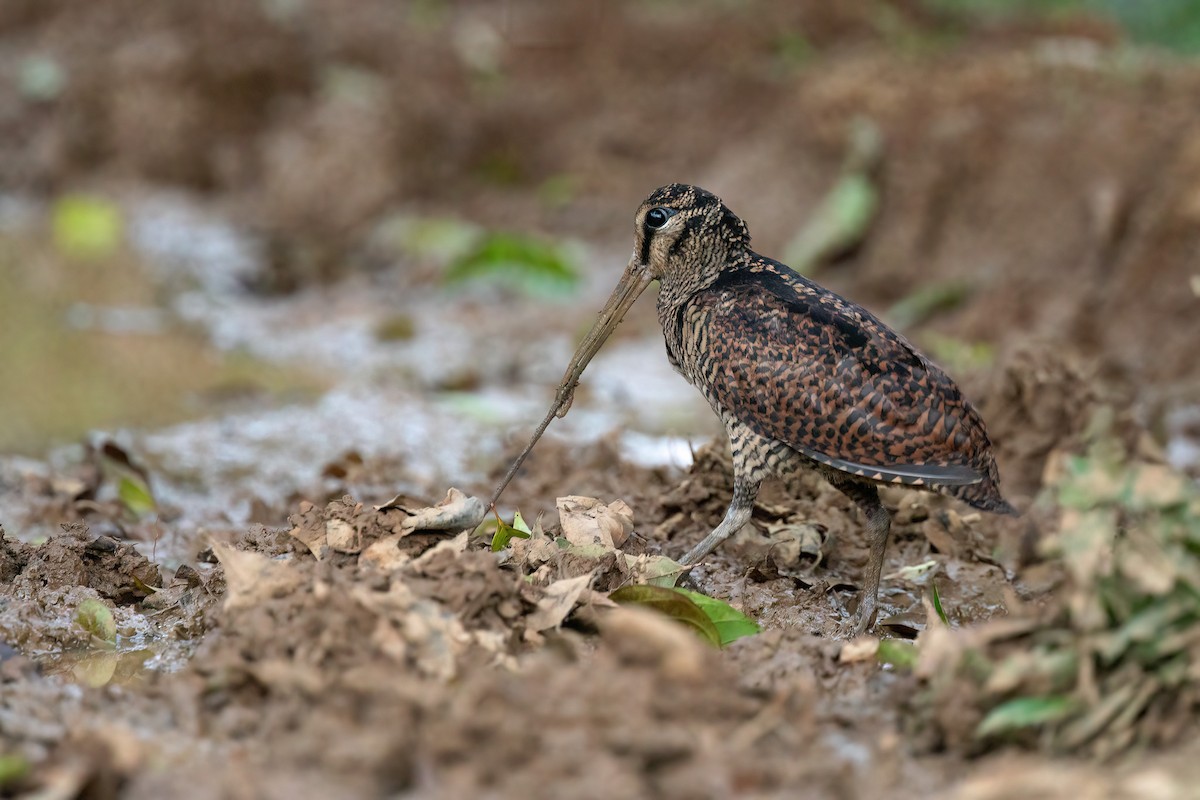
[609, 585, 722, 647]
[384, 215, 481, 262]
[930, 581, 949, 625]
[920, 332, 995, 373]
[445, 232, 580, 297]
[75, 598, 117, 645]
[782, 117, 882, 274]
[52, 194, 123, 260]
[976, 696, 1080, 739]
[886, 281, 971, 330]
[671, 588, 761, 645]
[131, 575, 159, 596]
[374, 314, 416, 341]
[877, 639, 919, 669]
[636, 555, 686, 588]
[538, 174, 577, 208]
[774, 31, 815, 69]
[491, 511, 532, 551]
[0, 754, 30, 787]
[118, 474, 156, 518]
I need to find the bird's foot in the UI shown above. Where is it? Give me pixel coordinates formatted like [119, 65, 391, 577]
[852, 594, 878, 637]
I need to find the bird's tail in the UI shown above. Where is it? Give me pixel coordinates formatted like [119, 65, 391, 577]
[951, 461, 1018, 516]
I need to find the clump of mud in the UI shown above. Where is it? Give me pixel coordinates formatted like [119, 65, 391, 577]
[1, 493, 900, 799]
[976, 342, 1140, 499]
[0, 523, 160, 651]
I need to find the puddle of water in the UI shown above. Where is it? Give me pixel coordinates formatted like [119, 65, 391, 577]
[38, 647, 157, 688]
[1, 191, 724, 565]
[0, 201, 322, 455]
[133, 384, 500, 524]
[618, 431, 698, 470]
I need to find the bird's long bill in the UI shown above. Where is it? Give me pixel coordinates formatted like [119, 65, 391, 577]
[488, 260, 653, 509]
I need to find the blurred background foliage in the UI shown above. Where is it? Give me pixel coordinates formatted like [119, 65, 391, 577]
[928, 0, 1200, 53]
[2, 0, 1200, 457]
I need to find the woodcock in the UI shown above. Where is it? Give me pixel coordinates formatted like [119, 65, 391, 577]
[491, 183, 1015, 633]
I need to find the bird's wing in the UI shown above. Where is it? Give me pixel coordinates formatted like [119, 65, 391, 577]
[686, 262, 989, 488]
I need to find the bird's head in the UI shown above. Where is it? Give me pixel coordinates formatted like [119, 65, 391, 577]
[523, 185, 749, 437]
[631, 184, 750, 297]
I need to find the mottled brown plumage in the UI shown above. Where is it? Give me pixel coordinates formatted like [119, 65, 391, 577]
[490, 182, 1014, 634]
[639, 183, 1014, 632]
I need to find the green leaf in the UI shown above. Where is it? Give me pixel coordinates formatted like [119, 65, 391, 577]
[671, 587, 761, 645]
[609, 584, 722, 647]
[374, 314, 416, 341]
[389, 216, 481, 262]
[117, 474, 156, 519]
[640, 555, 686, 588]
[774, 31, 815, 69]
[51, 194, 123, 260]
[490, 511, 532, 551]
[538, 174, 577, 208]
[1098, 595, 1192, 665]
[0, 754, 30, 787]
[783, 175, 878, 274]
[975, 695, 1079, 739]
[75, 598, 117, 645]
[781, 117, 882, 274]
[876, 639, 919, 669]
[930, 581, 950, 625]
[886, 281, 971, 329]
[445, 232, 580, 297]
[919, 331, 995, 373]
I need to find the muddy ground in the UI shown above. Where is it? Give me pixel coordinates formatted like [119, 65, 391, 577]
[3, 2, 1200, 798]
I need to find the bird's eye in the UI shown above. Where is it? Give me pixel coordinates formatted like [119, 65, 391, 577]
[645, 207, 675, 230]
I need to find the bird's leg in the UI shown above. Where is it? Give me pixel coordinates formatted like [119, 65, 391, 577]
[678, 476, 761, 566]
[833, 481, 891, 635]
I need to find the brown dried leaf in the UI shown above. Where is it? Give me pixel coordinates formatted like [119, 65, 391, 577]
[921, 517, 960, 558]
[510, 519, 560, 566]
[408, 531, 469, 571]
[351, 581, 472, 680]
[249, 659, 327, 694]
[396, 488, 486, 535]
[557, 495, 634, 548]
[838, 636, 880, 663]
[1128, 463, 1190, 509]
[287, 500, 326, 559]
[212, 542, 305, 611]
[359, 533, 411, 572]
[326, 518, 361, 553]
[526, 573, 593, 632]
[624, 553, 686, 587]
[1116, 526, 1177, 596]
[600, 605, 708, 682]
[763, 519, 830, 568]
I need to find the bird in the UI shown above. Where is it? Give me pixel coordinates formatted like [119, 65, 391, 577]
[490, 183, 1015, 634]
